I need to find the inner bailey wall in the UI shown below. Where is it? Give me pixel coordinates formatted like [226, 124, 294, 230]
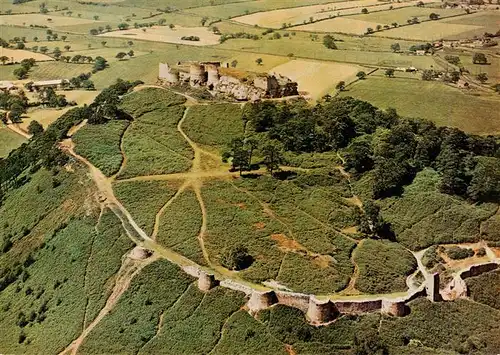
[460, 262, 499, 279]
[335, 300, 382, 314]
[275, 291, 310, 312]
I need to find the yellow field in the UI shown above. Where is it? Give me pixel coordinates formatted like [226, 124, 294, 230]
[0, 14, 100, 28]
[373, 21, 482, 40]
[19, 90, 100, 130]
[0, 47, 53, 63]
[270, 59, 362, 99]
[232, 0, 436, 29]
[294, 17, 382, 34]
[98, 26, 220, 46]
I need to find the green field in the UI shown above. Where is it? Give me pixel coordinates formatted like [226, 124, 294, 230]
[0, 127, 26, 158]
[340, 76, 500, 134]
[73, 120, 129, 176]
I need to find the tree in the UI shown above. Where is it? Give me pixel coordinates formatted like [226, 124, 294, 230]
[89, 28, 99, 35]
[201, 16, 208, 26]
[127, 40, 134, 46]
[476, 72, 488, 83]
[255, 58, 263, 65]
[169, 24, 175, 30]
[222, 137, 249, 175]
[115, 52, 127, 60]
[27, 120, 44, 136]
[128, 50, 134, 57]
[64, 45, 71, 52]
[61, 35, 67, 41]
[366, 27, 374, 34]
[356, 71, 367, 80]
[101, 41, 107, 47]
[33, 36, 38, 42]
[105, 25, 112, 32]
[0, 56, 8, 65]
[261, 139, 284, 175]
[385, 68, 395, 77]
[16, 42, 25, 50]
[429, 12, 440, 20]
[117, 23, 129, 30]
[467, 157, 500, 202]
[93, 15, 99, 20]
[93, 56, 107, 71]
[13, 67, 28, 79]
[376, 24, 382, 31]
[335, 81, 345, 91]
[220, 244, 253, 270]
[52, 47, 61, 59]
[472, 52, 488, 64]
[323, 34, 337, 49]
[39, 46, 48, 54]
[390, 43, 400, 52]
[361, 8, 368, 13]
[231, 60, 238, 68]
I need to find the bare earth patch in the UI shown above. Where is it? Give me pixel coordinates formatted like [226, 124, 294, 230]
[0, 47, 53, 63]
[271, 233, 306, 252]
[270, 59, 362, 99]
[98, 26, 221, 46]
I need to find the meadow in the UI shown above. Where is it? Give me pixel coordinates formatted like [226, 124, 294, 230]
[116, 89, 193, 179]
[73, 120, 129, 176]
[353, 239, 417, 294]
[0, 127, 26, 158]
[373, 20, 482, 40]
[340, 76, 500, 134]
[183, 103, 244, 148]
[380, 169, 499, 250]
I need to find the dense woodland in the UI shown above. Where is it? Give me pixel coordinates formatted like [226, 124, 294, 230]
[224, 97, 500, 202]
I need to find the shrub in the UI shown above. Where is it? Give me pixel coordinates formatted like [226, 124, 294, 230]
[220, 244, 253, 270]
[446, 246, 474, 260]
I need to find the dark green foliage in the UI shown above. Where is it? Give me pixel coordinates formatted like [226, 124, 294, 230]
[467, 157, 500, 202]
[323, 35, 337, 49]
[354, 239, 417, 294]
[380, 299, 500, 354]
[466, 270, 500, 309]
[445, 246, 474, 260]
[421, 245, 443, 269]
[220, 244, 253, 270]
[73, 120, 130, 176]
[27, 121, 44, 136]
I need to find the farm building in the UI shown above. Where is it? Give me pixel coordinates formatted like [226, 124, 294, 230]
[31, 79, 69, 91]
[158, 61, 298, 101]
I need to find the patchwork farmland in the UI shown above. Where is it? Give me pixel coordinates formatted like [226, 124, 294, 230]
[0, 0, 499, 353]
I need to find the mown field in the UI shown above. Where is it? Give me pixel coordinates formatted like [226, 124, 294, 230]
[0, 127, 26, 158]
[340, 76, 500, 135]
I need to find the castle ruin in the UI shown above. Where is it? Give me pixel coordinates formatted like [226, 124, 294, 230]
[158, 61, 298, 101]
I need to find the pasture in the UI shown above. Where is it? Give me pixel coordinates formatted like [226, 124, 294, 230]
[349, 6, 467, 25]
[294, 17, 383, 35]
[340, 76, 500, 134]
[0, 127, 26, 158]
[373, 20, 482, 40]
[270, 59, 364, 98]
[99, 26, 221, 46]
[0, 47, 53, 63]
[440, 11, 500, 39]
[0, 13, 100, 28]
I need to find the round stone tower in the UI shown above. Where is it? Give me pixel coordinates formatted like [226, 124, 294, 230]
[306, 296, 338, 324]
[247, 290, 278, 313]
[205, 63, 220, 88]
[189, 63, 206, 87]
[198, 270, 218, 291]
[166, 70, 179, 85]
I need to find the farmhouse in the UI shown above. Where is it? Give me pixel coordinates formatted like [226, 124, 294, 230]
[158, 61, 298, 101]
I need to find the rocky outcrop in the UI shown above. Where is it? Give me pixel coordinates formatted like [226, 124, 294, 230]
[158, 61, 298, 101]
